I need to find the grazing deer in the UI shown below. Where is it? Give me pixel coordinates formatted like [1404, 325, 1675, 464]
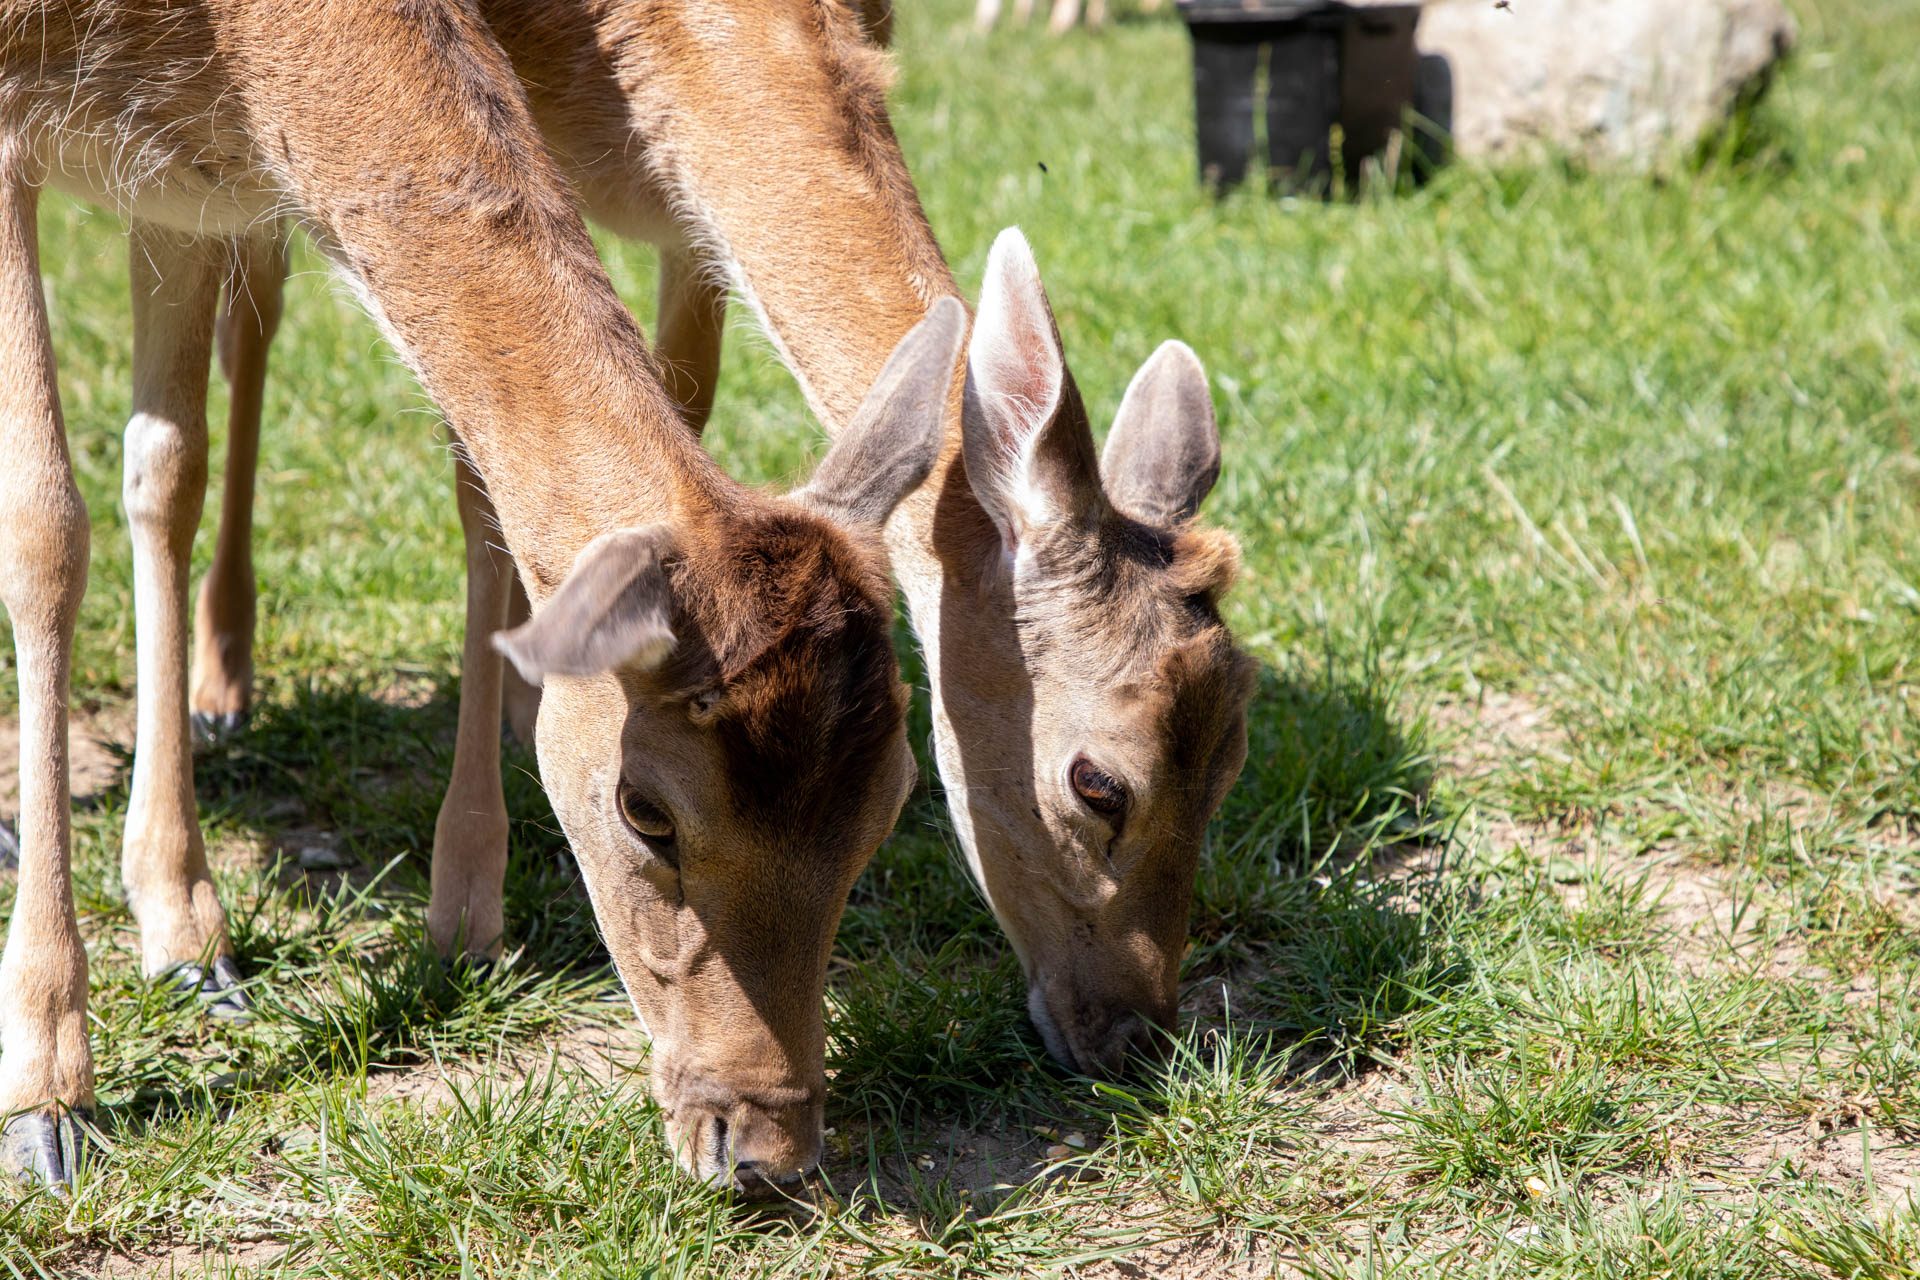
[199, 0, 1258, 1081]
[0, 0, 966, 1191]
[974, 0, 1164, 35]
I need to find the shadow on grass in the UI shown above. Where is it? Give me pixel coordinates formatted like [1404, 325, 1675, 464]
[55, 672, 619, 1129]
[1188, 649, 1471, 1071]
[185, 673, 599, 971]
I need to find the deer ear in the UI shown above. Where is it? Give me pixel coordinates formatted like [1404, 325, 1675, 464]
[961, 228, 1104, 553]
[492, 527, 676, 686]
[1101, 340, 1220, 526]
[792, 295, 967, 528]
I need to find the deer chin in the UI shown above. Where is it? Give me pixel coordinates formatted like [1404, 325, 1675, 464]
[1023, 982, 1075, 1067]
[1001, 880, 1181, 1078]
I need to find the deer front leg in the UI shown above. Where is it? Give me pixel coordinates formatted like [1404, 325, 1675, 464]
[655, 242, 727, 436]
[427, 444, 513, 960]
[0, 136, 95, 1186]
[1048, 0, 1084, 33]
[190, 230, 287, 740]
[121, 224, 245, 1017]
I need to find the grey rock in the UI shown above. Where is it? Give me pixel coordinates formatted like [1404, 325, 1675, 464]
[1414, 0, 1797, 167]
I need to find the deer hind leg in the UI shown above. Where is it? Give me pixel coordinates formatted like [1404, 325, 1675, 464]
[655, 242, 727, 436]
[1048, 0, 1084, 33]
[0, 136, 95, 1186]
[120, 223, 245, 1016]
[190, 229, 287, 740]
[975, 0, 1004, 30]
[427, 443, 514, 960]
[1012, 0, 1036, 24]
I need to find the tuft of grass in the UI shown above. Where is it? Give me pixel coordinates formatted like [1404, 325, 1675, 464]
[259, 926, 614, 1082]
[1092, 1019, 1320, 1216]
[826, 942, 1050, 1128]
[1774, 1191, 1920, 1280]
[1240, 866, 1468, 1067]
[1387, 1053, 1671, 1206]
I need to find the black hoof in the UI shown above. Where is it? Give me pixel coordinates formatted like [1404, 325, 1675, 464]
[165, 955, 253, 1021]
[443, 951, 496, 986]
[0, 816, 17, 871]
[1, 1106, 95, 1190]
[191, 709, 248, 748]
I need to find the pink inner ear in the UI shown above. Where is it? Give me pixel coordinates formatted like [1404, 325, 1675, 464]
[977, 286, 1062, 461]
[965, 229, 1069, 544]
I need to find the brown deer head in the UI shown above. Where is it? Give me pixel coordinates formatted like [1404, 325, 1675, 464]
[497, 299, 967, 1190]
[932, 233, 1258, 1076]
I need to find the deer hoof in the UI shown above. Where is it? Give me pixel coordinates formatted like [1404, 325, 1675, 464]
[441, 951, 497, 986]
[191, 708, 248, 747]
[166, 955, 252, 1021]
[1, 1107, 94, 1190]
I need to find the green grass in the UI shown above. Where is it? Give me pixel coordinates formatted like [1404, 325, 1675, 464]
[4, 0, 1920, 1273]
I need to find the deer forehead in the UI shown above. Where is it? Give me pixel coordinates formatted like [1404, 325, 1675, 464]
[626, 540, 908, 838]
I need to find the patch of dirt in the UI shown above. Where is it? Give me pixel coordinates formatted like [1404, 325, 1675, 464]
[62, 1236, 289, 1280]
[1428, 688, 1827, 979]
[1751, 1128, 1920, 1205]
[1723, 1120, 1920, 1205]
[0, 703, 133, 819]
[368, 673, 440, 711]
[1431, 689, 1567, 783]
[1425, 688, 1582, 867]
[820, 1115, 1055, 1208]
[1083, 1229, 1275, 1280]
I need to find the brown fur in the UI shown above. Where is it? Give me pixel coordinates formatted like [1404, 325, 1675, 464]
[194, 0, 1258, 1080]
[663, 508, 906, 834]
[0, 0, 952, 1191]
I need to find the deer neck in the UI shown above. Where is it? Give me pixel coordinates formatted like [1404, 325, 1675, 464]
[495, 0, 994, 633]
[318, 212, 721, 596]
[219, 1, 727, 597]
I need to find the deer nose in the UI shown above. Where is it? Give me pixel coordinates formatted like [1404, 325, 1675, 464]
[694, 1105, 822, 1197]
[1082, 1010, 1170, 1077]
[1030, 980, 1175, 1078]
[731, 1158, 809, 1197]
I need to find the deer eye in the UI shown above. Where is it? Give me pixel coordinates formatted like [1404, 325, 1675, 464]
[618, 785, 678, 858]
[1069, 757, 1127, 817]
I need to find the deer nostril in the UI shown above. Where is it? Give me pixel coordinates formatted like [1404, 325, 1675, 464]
[733, 1158, 807, 1198]
[1086, 1012, 1163, 1078]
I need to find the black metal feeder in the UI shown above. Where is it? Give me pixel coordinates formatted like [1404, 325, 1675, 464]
[1176, 0, 1448, 195]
